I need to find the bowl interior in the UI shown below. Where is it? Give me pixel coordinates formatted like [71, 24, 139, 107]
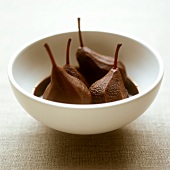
[11, 31, 161, 101]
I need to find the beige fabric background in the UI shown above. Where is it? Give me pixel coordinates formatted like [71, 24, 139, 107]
[0, 0, 170, 169]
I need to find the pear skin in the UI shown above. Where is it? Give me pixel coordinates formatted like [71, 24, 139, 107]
[89, 44, 128, 104]
[76, 18, 138, 95]
[43, 43, 91, 104]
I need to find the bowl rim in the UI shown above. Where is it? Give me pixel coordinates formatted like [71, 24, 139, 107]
[8, 31, 164, 109]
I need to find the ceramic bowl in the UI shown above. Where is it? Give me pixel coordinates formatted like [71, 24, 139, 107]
[8, 31, 164, 134]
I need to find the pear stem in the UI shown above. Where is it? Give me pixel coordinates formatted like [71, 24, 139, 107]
[78, 17, 84, 47]
[66, 38, 72, 65]
[114, 44, 122, 69]
[44, 43, 57, 67]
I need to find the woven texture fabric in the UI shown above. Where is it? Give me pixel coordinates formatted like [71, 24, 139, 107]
[1, 0, 170, 169]
[1, 102, 170, 170]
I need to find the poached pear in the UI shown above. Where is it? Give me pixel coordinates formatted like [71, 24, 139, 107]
[33, 38, 89, 97]
[63, 38, 89, 87]
[43, 43, 91, 104]
[76, 18, 139, 95]
[89, 44, 128, 104]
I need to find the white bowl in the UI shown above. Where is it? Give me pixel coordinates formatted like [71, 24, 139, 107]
[8, 31, 164, 135]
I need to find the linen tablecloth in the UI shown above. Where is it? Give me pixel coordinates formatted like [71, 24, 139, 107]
[1, 0, 170, 169]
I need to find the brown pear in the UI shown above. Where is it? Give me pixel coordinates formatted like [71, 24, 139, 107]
[63, 38, 89, 87]
[76, 18, 139, 95]
[89, 44, 128, 104]
[76, 46, 113, 85]
[33, 76, 50, 97]
[117, 61, 139, 95]
[43, 43, 91, 104]
[76, 17, 109, 85]
[33, 38, 89, 97]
